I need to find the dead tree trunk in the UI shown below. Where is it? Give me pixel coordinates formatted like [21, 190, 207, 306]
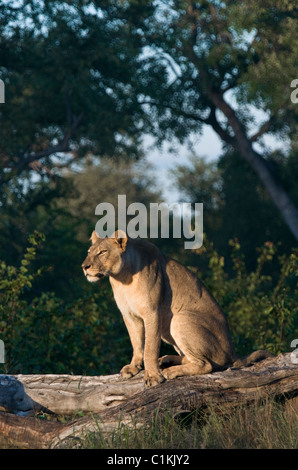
[0, 353, 297, 449]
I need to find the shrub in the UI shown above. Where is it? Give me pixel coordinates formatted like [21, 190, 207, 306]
[194, 238, 298, 356]
[0, 231, 130, 375]
[0, 232, 297, 375]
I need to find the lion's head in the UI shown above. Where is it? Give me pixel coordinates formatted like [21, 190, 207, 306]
[82, 230, 128, 282]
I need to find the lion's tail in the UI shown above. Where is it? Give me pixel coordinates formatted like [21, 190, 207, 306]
[233, 349, 274, 368]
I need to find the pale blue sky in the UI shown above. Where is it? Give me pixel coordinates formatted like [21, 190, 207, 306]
[146, 110, 288, 205]
[145, 126, 223, 204]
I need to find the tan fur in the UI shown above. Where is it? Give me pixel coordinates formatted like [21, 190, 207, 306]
[82, 231, 273, 387]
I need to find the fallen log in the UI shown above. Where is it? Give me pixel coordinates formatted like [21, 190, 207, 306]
[0, 352, 297, 449]
[3, 371, 145, 415]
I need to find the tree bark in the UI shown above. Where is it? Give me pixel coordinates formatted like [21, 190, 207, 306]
[0, 372, 145, 416]
[182, 7, 298, 242]
[0, 353, 297, 449]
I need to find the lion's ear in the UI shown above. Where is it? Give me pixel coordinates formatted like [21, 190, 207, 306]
[90, 230, 100, 245]
[112, 230, 128, 251]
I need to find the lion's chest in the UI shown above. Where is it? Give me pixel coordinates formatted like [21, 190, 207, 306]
[109, 276, 147, 319]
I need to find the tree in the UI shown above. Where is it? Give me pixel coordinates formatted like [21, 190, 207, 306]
[0, 0, 153, 183]
[171, 150, 298, 266]
[132, 0, 298, 241]
[171, 154, 224, 240]
[0, 353, 297, 449]
[1, 0, 297, 241]
[217, 150, 298, 262]
[0, 156, 161, 300]
[62, 156, 162, 242]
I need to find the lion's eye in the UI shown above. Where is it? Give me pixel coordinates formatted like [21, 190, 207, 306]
[97, 250, 107, 256]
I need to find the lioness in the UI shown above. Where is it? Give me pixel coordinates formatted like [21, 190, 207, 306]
[82, 230, 273, 387]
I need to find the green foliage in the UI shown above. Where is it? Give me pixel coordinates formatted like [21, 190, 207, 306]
[1, 0, 297, 181]
[0, 157, 161, 301]
[61, 157, 162, 243]
[0, 231, 130, 375]
[0, 0, 296, 386]
[217, 151, 298, 262]
[171, 151, 298, 265]
[0, 0, 154, 182]
[1, 231, 297, 375]
[129, 0, 298, 144]
[196, 239, 298, 356]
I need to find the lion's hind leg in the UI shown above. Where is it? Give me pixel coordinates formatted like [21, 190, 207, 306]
[163, 312, 215, 379]
[162, 357, 212, 380]
[159, 354, 187, 369]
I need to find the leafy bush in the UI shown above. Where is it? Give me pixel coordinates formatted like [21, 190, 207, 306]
[0, 231, 130, 375]
[0, 232, 297, 375]
[194, 239, 298, 356]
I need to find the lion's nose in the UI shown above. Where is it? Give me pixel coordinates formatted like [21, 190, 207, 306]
[82, 263, 91, 271]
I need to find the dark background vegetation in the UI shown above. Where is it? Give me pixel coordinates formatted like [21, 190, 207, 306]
[0, 0, 297, 375]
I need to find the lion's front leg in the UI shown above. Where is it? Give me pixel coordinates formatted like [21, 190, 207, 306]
[143, 314, 165, 388]
[120, 312, 144, 379]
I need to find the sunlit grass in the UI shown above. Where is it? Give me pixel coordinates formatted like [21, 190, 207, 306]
[72, 396, 298, 449]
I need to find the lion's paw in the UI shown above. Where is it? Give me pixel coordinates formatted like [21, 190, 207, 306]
[161, 367, 178, 381]
[120, 363, 142, 379]
[144, 370, 165, 388]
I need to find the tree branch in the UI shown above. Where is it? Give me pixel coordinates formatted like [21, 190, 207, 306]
[249, 117, 275, 142]
[0, 112, 84, 184]
[206, 88, 298, 240]
[138, 98, 208, 125]
[0, 353, 297, 449]
[24, 112, 83, 164]
[205, 105, 236, 146]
